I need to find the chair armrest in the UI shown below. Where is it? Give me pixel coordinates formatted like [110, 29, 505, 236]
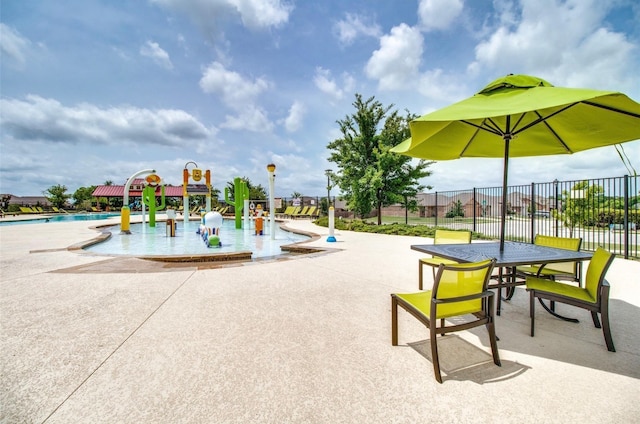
[433, 290, 494, 304]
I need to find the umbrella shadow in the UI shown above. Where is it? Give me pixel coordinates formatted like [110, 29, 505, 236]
[407, 336, 530, 384]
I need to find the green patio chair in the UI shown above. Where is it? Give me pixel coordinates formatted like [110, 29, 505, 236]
[419, 229, 472, 290]
[526, 248, 616, 352]
[392, 259, 499, 383]
[516, 235, 583, 285]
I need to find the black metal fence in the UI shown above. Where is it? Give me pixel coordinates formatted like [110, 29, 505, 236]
[419, 175, 639, 259]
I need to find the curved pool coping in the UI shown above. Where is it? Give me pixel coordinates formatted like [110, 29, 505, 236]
[68, 219, 330, 263]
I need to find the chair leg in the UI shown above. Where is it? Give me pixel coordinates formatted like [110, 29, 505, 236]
[590, 311, 602, 329]
[600, 304, 616, 352]
[430, 325, 442, 383]
[530, 291, 536, 337]
[391, 297, 398, 346]
[486, 321, 501, 367]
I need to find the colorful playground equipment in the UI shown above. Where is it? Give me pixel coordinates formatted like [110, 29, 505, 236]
[225, 177, 249, 230]
[121, 168, 155, 234]
[197, 211, 223, 247]
[142, 174, 165, 228]
[183, 161, 212, 214]
[254, 204, 264, 235]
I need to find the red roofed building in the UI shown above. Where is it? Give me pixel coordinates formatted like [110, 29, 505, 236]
[92, 179, 186, 209]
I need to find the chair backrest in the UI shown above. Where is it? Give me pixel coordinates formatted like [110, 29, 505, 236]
[534, 235, 582, 276]
[434, 229, 472, 245]
[432, 259, 495, 318]
[585, 248, 615, 302]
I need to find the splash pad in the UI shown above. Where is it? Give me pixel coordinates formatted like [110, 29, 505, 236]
[84, 219, 317, 262]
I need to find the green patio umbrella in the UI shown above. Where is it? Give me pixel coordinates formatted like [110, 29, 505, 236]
[392, 74, 640, 250]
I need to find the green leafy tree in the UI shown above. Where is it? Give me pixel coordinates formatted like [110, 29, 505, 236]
[445, 200, 465, 218]
[327, 94, 433, 224]
[72, 186, 96, 210]
[226, 177, 266, 201]
[43, 184, 70, 208]
[553, 181, 604, 236]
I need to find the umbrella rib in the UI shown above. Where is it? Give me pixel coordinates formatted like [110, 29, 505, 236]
[513, 103, 576, 134]
[461, 119, 503, 136]
[581, 100, 640, 119]
[533, 110, 573, 153]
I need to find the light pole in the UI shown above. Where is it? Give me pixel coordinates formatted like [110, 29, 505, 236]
[325, 169, 332, 211]
[267, 163, 276, 240]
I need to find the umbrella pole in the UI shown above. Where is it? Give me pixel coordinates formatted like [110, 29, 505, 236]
[500, 136, 511, 252]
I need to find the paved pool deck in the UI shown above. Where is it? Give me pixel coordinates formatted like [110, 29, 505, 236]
[1, 215, 639, 423]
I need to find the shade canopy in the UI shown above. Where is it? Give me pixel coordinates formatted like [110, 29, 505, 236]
[392, 74, 640, 160]
[391, 74, 640, 251]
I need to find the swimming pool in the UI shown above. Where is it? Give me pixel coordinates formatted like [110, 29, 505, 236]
[0, 213, 122, 226]
[84, 219, 311, 259]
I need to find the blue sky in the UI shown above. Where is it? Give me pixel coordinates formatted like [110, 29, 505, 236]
[1, 0, 639, 198]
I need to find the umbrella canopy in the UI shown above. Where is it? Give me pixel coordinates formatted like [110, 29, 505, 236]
[392, 74, 640, 250]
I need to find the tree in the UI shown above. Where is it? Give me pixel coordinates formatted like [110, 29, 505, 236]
[72, 186, 96, 210]
[327, 94, 433, 224]
[445, 200, 465, 218]
[553, 181, 604, 236]
[226, 177, 266, 201]
[43, 184, 70, 208]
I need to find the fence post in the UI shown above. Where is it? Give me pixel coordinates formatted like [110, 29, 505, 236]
[624, 175, 629, 259]
[473, 188, 477, 232]
[553, 179, 559, 237]
[435, 192, 438, 227]
[530, 182, 536, 243]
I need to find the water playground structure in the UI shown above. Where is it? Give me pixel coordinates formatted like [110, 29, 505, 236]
[117, 162, 281, 255]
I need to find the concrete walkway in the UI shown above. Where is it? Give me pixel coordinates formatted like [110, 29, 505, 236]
[1, 217, 639, 423]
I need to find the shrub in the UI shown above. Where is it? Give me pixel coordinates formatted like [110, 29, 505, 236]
[312, 217, 488, 239]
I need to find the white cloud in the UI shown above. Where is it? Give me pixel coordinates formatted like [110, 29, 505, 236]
[140, 41, 173, 69]
[199, 61, 270, 107]
[220, 104, 274, 132]
[0, 95, 214, 147]
[469, 0, 636, 92]
[150, 0, 292, 38]
[417, 0, 464, 31]
[230, 0, 293, 29]
[283, 101, 305, 133]
[333, 13, 382, 45]
[314, 67, 355, 101]
[0, 24, 31, 67]
[365, 23, 423, 91]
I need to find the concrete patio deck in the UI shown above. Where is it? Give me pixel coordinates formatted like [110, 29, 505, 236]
[1, 216, 639, 423]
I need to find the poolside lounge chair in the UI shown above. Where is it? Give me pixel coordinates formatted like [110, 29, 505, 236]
[286, 207, 301, 219]
[419, 229, 472, 290]
[292, 206, 310, 219]
[277, 206, 296, 218]
[392, 259, 499, 383]
[526, 247, 616, 351]
[303, 206, 317, 218]
[19, 207, 36, 214]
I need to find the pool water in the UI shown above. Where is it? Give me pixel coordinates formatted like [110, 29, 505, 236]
[0, 213, 122, 226]
[84, 220, 310, 258]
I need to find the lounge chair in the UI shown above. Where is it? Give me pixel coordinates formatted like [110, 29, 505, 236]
[526, 248, 616, 351]
[277, 206, 296, 218]
[19, 207, 36, 214]
[418, 229, 472, 290]
[391, 259, 499, 383]
[292, 206, 310, 219]
[303, 206, 317, 218]
[286, 207, 301, 219]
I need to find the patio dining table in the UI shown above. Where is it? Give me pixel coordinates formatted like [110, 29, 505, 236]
[411, 241, 593, 316]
